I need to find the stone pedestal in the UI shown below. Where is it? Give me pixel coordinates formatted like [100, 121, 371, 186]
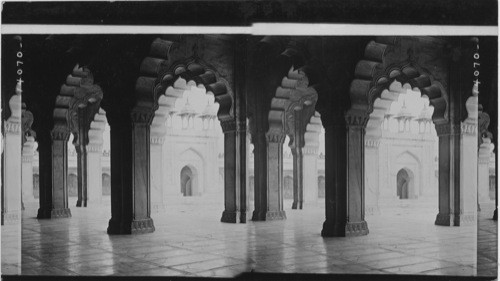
[22, 136, 36, 203]
[478, 138, 494, 204]
[2, 112, 22, 225]
[150, 136, 167, 213]
[86, 144, 103, 204]
[303, 146, 318, 204]
[364, 138, 380, 216]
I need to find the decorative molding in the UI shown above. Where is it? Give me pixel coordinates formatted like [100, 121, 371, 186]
[303, 146, 319, 155]
[435, 124, 461, 137]
[130, 218, 155, 234]
[4, 121, 21, 134]
[51, 208, 72, 218]
[86, 144, 103, 153]
[22, 155, 33, 163]
[345, 221, 369, 237]
[345, 113, 369, 127]
[131, 109, 155, 124]
[51, 128, 71, 141]
[461, 122, 477, 136]
[265, 210, 286, 221]
[220, 119, 236, 133]
[365, 138, 381, 148]
[150, 136, 166, 145]
[266, 133, 286, 143]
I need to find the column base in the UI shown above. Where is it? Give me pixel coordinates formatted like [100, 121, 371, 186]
[493, 208, 498, 221]
[107, 217, 155, 235]
[251, 210, 266, 221]
[345, 221, 369, 237]
[265, 210, 286, 220]
[221, 210, 239, 223]
[1, 211, 21, 225]
[291, 201, 303, 210]
[321, 220, 369, 237]
[37, 208, 72, 219]
[435, 212, 453, 226]
[76, 200, 88, 207]
[455, 212, 477, 226]
[321, 220, 347, 237]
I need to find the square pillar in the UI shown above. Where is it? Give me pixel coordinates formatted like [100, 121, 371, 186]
[265, 133, 286, 220]
[364, 138, 381, 216]
[47, 129, 72, 218]
[322, 113, 369, 237]
[251, 132, 268, 221]
[86, 144, 103, 204]
[435, 122, 478, 226]
[107, 110, 155, 234]
[291, 146, 304, 209]
[220, 120, 247, 223]
[478, 138, 494, 204]
[22, 136, 36, 203]
[2, 119, 22, 225]
[150, 136, 167, 214]
[75, 144, 88, 207]
[302, 146, 318, 204]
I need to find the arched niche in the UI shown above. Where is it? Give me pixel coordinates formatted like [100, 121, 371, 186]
[180, 165, 198, 197]
[396, 168, 415, 200]
[177, 148, 204, 196]
[392, 151, 421, 200]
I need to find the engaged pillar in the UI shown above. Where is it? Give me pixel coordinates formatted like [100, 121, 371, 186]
[150, 135, 167, 213]
[364, 138, 380, 216]
[302, 145, 319, 204]
[221, 120, 247, 223]
[49, 128, 72, 218]
[264, 132, 286, 220]
[22, 136, 36, 203]
[86, 109, 106, 205]
[2, 92, 22, 224]
[478, 138, 494, 204]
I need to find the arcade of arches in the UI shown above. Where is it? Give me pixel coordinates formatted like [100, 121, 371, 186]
[1, 35, 497, 277]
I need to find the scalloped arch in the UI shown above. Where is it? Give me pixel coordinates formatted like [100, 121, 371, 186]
[134, 38, 233, 124]
[348, 38, 448, 125]
[52, 65, 103, 141]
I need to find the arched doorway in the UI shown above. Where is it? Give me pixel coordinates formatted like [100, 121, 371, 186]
[180, 166, 194, 197]
[397, 169, 410, 199]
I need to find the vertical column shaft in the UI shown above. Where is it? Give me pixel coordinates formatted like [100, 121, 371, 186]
[2, 119, 22, 224]
[86, 144, 102, 204]
[150, 137, 166, 214]
[265, 134, 286, 220]
[22, 137, 36, 203]
[49, 129, 72, 218]
[251, 132, 268, 221]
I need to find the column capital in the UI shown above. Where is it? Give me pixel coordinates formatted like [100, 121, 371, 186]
[461, 121, 477, 136]
[131, 108, 155, 124]
[4, 120, 21, 134]
[365, 138, 381, 148]
[435, 123, 461, 137]
[345, 112, 369, 128]
[150, 136, 166, 145]
[51, 128, 71, 141]
[302, 146, 318, 155]
[22, 155, 33, 163]
[220, 119, 236, 133]
[87, 144, 103, 153]
[266, 133, 286, 143]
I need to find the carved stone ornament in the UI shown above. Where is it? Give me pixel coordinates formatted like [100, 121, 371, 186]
[150, 136, 166, 145]
[461, 122, 477, 136]
[345, 112, 369, 128]
[365, 138, 381, 148]
[220, 119, 236, 133]
[266, 132, 286, 143]
[434, 123, 461, 137]
[51, 128, 71, 141]
[130, 108, 155, 124]
[345, 221, 369, 237]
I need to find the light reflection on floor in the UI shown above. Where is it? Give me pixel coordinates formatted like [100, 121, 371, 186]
[2, 197, 496, 277]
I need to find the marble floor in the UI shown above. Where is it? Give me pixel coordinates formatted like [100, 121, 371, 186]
[2, 197, 497, 278]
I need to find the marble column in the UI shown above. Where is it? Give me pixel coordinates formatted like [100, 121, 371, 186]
[321, 113, 369, 237]
[265, 132, 286, 220]
[2, 92, 22, 225]
[221, 120, 247, 223]
[150, 136, 167, 213]
[107, 109, 155, 234]
[86, 144, 103, 204]
[251, 132, 268, 221]
[291, 146, 304, 210]
[49, 128, 72, 218]
[87, 109, 106, 205]
[478, 138, 494, 204]
[22, 136, 36, 203]
[364, 138, 380, 216]
[302, 145, 318, 204]
[435, 122, 478, 226]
